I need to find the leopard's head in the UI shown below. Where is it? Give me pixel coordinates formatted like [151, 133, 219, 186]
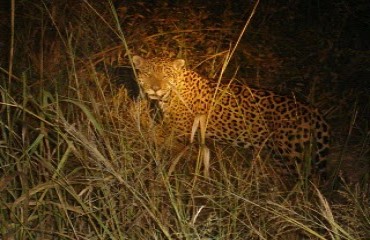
[132, 56, 185, 101]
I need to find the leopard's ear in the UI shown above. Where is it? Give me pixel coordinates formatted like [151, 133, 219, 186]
[132, 55, 144, 69]
[173, 59, 185, 70]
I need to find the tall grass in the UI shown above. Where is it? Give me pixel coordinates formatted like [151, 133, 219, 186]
[0, 0, 369, 239]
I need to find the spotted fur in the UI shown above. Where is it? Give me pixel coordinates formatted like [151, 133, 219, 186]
[133, 56, 330, 174]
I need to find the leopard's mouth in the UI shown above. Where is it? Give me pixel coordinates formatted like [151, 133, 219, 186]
[145, 89, 170, 101]
[147, 94, 162, 100]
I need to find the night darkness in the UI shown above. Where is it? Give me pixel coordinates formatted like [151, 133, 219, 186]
[0, 0, 369, 239]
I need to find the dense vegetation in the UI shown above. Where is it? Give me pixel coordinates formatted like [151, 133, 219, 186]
[0, 0, 369, 239]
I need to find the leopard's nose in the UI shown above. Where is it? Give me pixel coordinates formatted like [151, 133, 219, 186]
[151, 85, 160, 91]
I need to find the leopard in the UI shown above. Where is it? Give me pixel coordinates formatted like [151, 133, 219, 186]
[132, 55, 330, 176]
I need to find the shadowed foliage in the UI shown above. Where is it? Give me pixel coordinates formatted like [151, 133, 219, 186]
[0, 0, 369, 239]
